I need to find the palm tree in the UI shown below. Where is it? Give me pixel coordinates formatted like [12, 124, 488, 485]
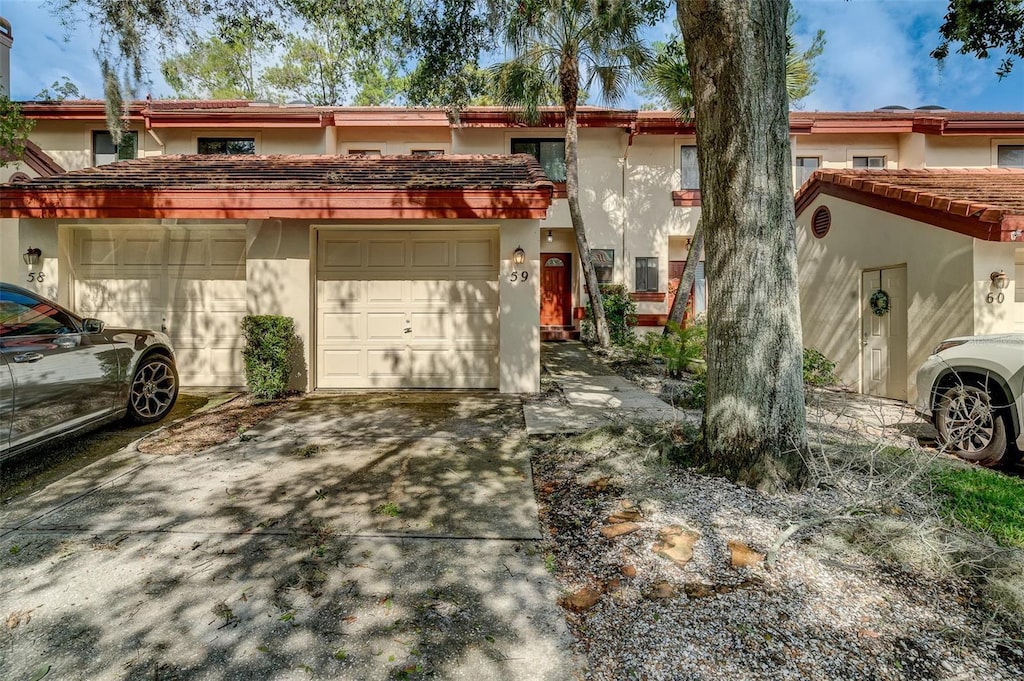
[491, 0, 653, 348]
[651, 20, 824, 330]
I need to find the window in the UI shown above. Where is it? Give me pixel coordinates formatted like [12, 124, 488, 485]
[997, 145, 1024, 168]
[511, 138, 566, 183]
[0, 289, 78, 337]
[411, 149, 444, 157]
[346, 149, 382, 156]
[680, 146, 700, 189]
[852, 156, 885, 168]
[92, 130, 138, 166]
[635, 257, 658, 292]
[197, 137, 256, 155]
[592, 248, 615, 284]
[795, 156, 820, 186]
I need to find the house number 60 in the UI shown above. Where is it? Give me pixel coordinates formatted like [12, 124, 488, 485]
[510, 270, 529, 282]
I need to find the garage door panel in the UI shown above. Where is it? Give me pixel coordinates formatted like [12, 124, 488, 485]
[410, 311, 447, 340]
[322, 349, 363, 379]
[455, 239, 495, 267]
[322, 312, 362, 341]
[168, 237, 207, 266]
[411, 240, 449, 267]
[453, 312, 498, 343]
[211, 237, 246, 266]
[78, 237, 119, 265]
[411, 280, 453, 304]
[367, 349, 408, 378]
[319, 280, 364, 306]
[367, 313, 406, 339]
[367, 280, 405, 303]
[368, 240, 407, 267]
[454, 280, 498, 306]
[321, 239, 363, 269]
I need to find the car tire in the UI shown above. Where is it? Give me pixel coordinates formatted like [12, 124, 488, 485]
[935, 385, 1008, 466]
[127, 355, 179, 424]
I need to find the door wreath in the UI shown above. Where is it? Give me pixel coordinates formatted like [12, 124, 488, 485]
[869, 289, 890, 316]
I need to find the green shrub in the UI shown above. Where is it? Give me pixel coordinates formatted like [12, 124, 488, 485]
[241, 315, 297, 399]
[803, 347, 836, 386]
[581, 284, 637, 347]
[683, 375, 706, 409]
[659, 321, 707, 378]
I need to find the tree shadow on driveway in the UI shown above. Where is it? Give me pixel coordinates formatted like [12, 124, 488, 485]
[0, 393, 582, 681]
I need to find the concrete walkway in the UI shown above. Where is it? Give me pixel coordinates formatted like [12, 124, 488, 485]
[524, 341, 695, 435]
[0, 394, 583, 681]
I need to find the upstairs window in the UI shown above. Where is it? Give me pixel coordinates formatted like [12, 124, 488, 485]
[346, 149, 382, 156]
[680, 146, 700, 190]
[795, 156, 820, 187]
[93, 131, 138, 166]
[852, 156, 885, 169]
[635, 257, 659, 292]
[997, 145, 1024, 168]
[411, 149, 444, 156]
[511, 138, 566, 183]
[198, 137, 256, 155]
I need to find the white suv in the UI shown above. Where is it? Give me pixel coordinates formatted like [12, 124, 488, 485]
[915, 334, 1024, 466]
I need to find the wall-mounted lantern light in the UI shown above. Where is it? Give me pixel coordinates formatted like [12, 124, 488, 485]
[513, 246, 526, 265]
[23, 247, 42, 270]
[990, 270, 1010, 290]
[546, 230, 553, 243]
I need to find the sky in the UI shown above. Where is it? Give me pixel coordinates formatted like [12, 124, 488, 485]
[3, 0, 1023, 112]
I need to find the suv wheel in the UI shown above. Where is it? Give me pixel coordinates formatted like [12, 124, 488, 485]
[935, 386, 1008, 466]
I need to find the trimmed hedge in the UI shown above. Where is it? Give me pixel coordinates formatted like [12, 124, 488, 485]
[241, 315, 297, 399]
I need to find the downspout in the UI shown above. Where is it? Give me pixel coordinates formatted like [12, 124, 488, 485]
[144, 107, 165, 153]
[621, 121, 636, 285]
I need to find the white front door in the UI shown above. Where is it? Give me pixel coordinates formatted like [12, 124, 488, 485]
[316, 229, 499, 389]
[861, 265, 908, 400]
[71, 226, 247, 386]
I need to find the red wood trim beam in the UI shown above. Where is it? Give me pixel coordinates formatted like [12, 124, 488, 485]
[333, 111, 450, 127]
[635, 314, 669, 327]
[672, 190, 702, 207]
[630, 292, 666, 302]
[938, 120, 1024, 135]
[0, 188, 553, 220]
[145, 114, 328, 128]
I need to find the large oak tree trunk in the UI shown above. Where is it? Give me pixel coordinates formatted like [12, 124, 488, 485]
[677, 0, 808, 491]
[664, 217, 704, 332]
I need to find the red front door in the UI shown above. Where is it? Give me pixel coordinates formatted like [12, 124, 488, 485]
[541, 253, 572, 326]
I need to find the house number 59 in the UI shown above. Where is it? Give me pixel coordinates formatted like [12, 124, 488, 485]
[26, 272, 46, 283]
[510, 270, 529, 282]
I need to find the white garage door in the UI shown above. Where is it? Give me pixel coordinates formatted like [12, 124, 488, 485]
[317, 229, 499, 389]
[71, 226, 247, 386]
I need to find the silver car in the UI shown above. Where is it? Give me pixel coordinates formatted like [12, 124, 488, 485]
[915, 334, 1024, 466]
[1, 282, 179, 461]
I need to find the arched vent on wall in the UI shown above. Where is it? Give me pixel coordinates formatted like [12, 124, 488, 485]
[811, 206, 831, 239]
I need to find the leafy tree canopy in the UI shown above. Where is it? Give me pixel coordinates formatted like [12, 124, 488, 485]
[0, 96, 35, 167]
[933, 0, 1024, 78]
[34, 76, 84, 102]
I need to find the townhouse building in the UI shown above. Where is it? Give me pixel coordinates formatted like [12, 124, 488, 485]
[1, 33, 1021, 401]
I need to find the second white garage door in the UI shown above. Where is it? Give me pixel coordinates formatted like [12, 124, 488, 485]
[316, 229, 499, 389]
[70, 226, 247, 386]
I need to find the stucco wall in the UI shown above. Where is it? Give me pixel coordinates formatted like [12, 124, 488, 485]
[925, 136, 1006, 169]
[157, 128, 326, 155]
[792, 133, 900, 170]
[26, 120, 154, 170]
[973, 239, 1019, 334]
[797, 196, 976, 401]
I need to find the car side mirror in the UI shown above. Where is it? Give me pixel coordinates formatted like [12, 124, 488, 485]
[83, 318, 105, 334]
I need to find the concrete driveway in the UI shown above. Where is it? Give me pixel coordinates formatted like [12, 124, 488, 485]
[0, 394, 581, 681]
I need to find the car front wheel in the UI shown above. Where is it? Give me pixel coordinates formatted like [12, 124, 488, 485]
[935, 385, 1008, 466]
[127, 355, 179, 424]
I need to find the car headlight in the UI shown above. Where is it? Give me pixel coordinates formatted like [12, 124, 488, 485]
[932, 339, 967, 355]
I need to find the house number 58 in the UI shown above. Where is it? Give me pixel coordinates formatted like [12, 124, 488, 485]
[510, 270, 529, 282]
[26, 272, 46, 283]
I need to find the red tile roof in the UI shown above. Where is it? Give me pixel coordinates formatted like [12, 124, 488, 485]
[5, 154, 553, 191]
[795, 168, 1024, 242]
[0, 154, 554, 221]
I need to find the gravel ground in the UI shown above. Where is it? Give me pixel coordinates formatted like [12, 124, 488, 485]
[533, 361, 1024, 681]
